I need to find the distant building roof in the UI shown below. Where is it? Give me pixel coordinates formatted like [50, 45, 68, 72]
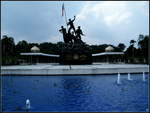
[31, 46, 40, 52]
[92, 52, 124, 56]
[105, 46, 114, 52]
[20, 52, 59, 57]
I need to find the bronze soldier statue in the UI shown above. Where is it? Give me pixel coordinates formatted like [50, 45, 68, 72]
[59, 26, 68, 43]
[67, 16, 76, 33]
[75, 26, 85, 40]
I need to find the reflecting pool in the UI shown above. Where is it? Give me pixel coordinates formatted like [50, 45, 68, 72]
[2, 73, 149, 112]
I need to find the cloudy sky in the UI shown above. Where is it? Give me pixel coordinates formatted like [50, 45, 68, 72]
[1, 1, 149, 47]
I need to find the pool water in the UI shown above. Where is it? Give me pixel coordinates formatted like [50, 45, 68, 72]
[2, 74, 149, 112]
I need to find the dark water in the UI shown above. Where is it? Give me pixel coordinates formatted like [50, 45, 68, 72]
[2, 74, 149, 112]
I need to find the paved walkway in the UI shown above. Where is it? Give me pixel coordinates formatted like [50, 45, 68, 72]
[1, 63, 149, 75]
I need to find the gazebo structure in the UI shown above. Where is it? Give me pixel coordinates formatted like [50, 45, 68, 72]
[92, 46, 125, 63]
[20, 46, 59, 64]
[31, 46, 40, 53]
[105, 46, 114, 52]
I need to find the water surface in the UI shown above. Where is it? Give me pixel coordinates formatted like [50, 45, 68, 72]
[2, 74, 149, 112]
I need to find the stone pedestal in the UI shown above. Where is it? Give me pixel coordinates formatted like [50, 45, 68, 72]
[59, 43, 92, 65]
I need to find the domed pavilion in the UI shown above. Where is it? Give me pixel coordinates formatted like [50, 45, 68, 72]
[20, 46, 59, 64]
[92, 46, 124, 63]
[31, 46, 40, 53]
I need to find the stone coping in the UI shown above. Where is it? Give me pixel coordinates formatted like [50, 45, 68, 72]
[1, 63, 149, 75]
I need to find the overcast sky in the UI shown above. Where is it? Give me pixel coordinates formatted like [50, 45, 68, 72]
[1, 1, 149, 47]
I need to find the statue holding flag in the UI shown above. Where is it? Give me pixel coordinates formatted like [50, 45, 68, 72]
[67, 16, 76, 33]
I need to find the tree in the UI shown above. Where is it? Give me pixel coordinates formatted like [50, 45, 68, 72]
[16, 40, 30, 54]
[1, 35, 17, 65]
[40, 42, 54, 54]
[57, 41, 65, 49]
[130, 39, 136, 58]
[90, 44, 108, 54]
[138, 34, 147, 49]
[137, 35, 149, 63]
[117, 43, 126, 52]
[28, 43, 39, 49]
[125, 35, 149, 64]
[125, 45, 137, 63]
[2, 35, 16, 56]
[130, 40, 136, 46]
[137, 34, 144, 48]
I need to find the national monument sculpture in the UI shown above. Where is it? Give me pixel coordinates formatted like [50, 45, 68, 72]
[59, 16, 92, 65]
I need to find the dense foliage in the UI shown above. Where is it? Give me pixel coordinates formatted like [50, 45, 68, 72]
[1, 34, 149, 65]
[125, 35, 149, 63]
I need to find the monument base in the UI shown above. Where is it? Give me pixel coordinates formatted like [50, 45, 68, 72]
[59, 43, 93, 65]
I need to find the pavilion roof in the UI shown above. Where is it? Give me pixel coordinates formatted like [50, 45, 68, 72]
[92, 52, 124, 56]
[20, 52, 59, 57]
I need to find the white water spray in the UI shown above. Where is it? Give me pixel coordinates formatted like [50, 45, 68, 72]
[117, 73, 121, 84]
[143, 72, 146, 81]
[26, 99, 31, 111]
[127, 73, 132, 80]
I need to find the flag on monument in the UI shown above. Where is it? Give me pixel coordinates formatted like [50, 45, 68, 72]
[62, 3, 65, 16]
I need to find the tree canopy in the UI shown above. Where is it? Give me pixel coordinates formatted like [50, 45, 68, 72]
[1, 34, 149, 65]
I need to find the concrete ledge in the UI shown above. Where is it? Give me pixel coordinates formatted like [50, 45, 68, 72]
[1, 64, 149, 75]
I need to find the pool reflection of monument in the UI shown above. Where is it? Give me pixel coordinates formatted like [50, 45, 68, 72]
[59, 16, 92, 65]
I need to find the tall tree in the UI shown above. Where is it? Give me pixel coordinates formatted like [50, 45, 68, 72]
[2, 35, 15, 56]
[1, 35, 16, 65]
[137, 35, 149, 63]
[130, 39, 136, 58]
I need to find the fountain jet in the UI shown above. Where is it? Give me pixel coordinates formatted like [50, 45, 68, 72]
[26, 99, 31, 111]
[127, 73, 132, 80]
[117, 73, 121, 84]
[143, 72, 146, 82]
